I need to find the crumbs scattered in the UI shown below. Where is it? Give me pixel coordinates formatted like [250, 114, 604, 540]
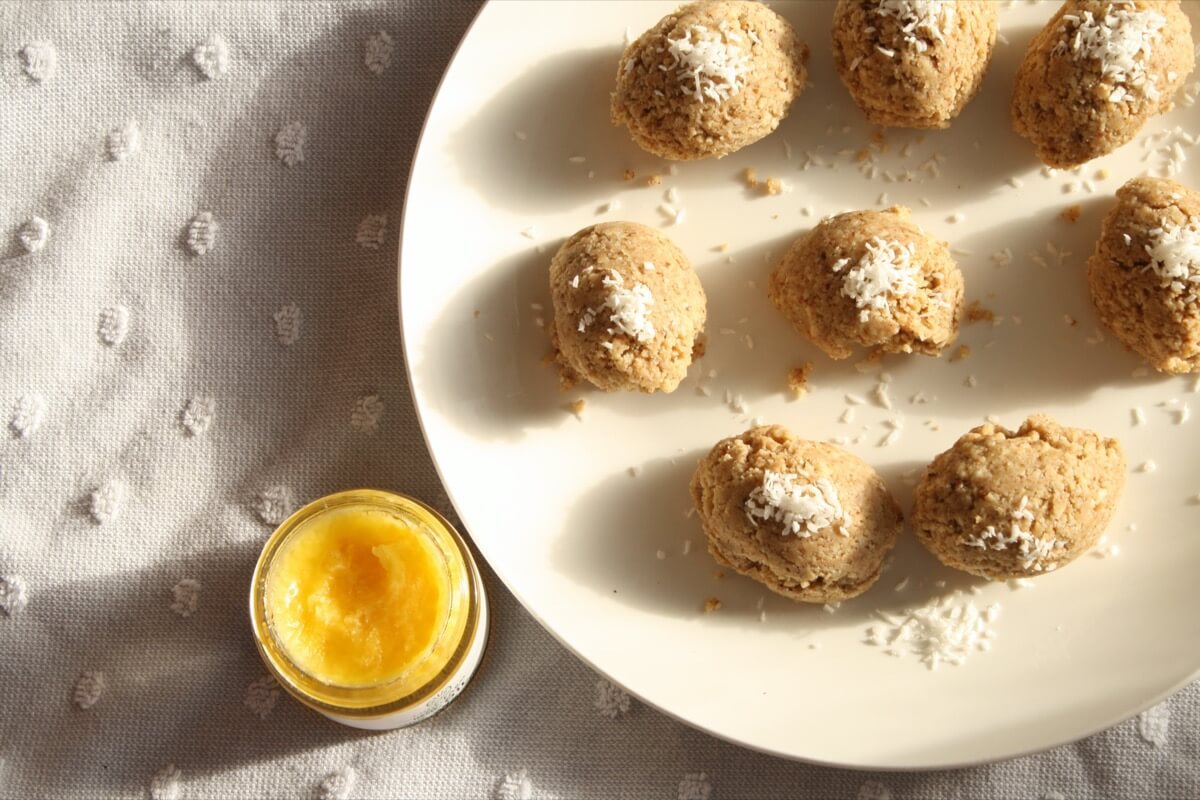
[1091, 535, 1121, 559]
[787, 362, 814, 398]
[568, 399, 586, 419]
[966, 300, 995, 324]
[950, 345, 972, 363]
[1060, 204, 1082, 223]
[765, 177, 783, 196]
[645, 174, 663, 187]
[623, 168, 636, 182]
[742, 167, 758, 189]
[704, 597, 722, 613]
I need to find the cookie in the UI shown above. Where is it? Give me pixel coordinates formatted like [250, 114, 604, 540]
[690, 424, 903, 603]
[912, 415, 1125, 581]
[832, 0, 998, 129]
[611, 0, 808, 160]
[1088, 176, 1200, 373]
[1012, 0, 1194, 167]
[550, 222, 706, 393]
[768, 207, 964, 360]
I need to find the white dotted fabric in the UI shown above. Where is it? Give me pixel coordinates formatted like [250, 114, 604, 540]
[1, 2, 1198, 798]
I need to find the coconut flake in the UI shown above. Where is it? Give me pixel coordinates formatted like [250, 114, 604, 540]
[872, 381, 893, 409]
[873, 0, 958, 54]
[1144, 217, 1200, 302]
[961, 496, 1064, 573]
[1055, 2, 1166, 104]
[839, 237, 920, 322]
[577, 270, 656, 343]
[663, 24, 750, 103]
[870, 593, 999, 670]
[745, 472, 851, 537]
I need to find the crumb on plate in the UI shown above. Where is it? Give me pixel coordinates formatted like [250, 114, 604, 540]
[787, 362, 814, 397]
[965, 300, 995, 324]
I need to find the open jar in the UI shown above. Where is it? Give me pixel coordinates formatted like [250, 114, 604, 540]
[250, 489, 488, 730]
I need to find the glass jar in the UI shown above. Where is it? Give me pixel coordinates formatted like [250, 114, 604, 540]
[250, 489, 489, 730]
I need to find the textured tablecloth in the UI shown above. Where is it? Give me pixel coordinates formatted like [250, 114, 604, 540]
[2, 1, 1198, 798]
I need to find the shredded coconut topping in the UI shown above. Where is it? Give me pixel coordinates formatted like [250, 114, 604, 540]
[1055, 2, 1166, 104]
[1145, 217, 1200, 302]
[873, 0, 957, 53]
[745, 472, 851, 537]
[577, 269, 656, 342]
[961, 496, 1064, 573]
[663, 23, 750, 103]
[837, 237, 920, 322]
[869, 595, 1000, 670]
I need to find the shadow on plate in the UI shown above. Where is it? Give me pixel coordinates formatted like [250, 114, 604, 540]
[415, 227, 857, 441]
[412, 242, 572, 441]
[919, 193, 1163, 422]
[443, 5, 1047, 220]
[420, 175, 1160, 448]
[551, 452, 986, 634]
[858, 21, 1049, 210]
[448, 45, 663, 215]
[737, 11, 1047, 215]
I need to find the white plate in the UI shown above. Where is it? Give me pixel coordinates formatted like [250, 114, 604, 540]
[400, 0, 1200, 768]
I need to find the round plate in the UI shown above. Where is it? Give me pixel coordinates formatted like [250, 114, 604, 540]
[400, 0, 1200, 768]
